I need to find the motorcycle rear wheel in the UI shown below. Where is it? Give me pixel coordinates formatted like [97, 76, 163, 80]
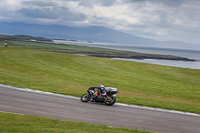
[80, 93, 91, 102]
[104, 96, 116, 106]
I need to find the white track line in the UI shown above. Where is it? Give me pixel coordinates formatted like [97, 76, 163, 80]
[0, 84, 199, 117]
[0, 111, 24, 115]
[0, 84, 79, 100]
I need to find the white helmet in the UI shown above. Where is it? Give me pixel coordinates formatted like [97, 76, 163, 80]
[99, 84, 104, 88]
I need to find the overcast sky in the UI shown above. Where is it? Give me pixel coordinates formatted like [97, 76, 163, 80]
[0, 0, 200, 44]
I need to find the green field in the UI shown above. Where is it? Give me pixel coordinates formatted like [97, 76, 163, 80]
[0, 39, 200, 114]
[0, 112, 151, 133]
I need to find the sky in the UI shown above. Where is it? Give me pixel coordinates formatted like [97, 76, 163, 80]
[0, 0, 200, 44]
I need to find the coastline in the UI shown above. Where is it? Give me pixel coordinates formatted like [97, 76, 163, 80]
[89, 54, 196, 61]
[52, 40, 198, 62]
[70, 52, 197, 62]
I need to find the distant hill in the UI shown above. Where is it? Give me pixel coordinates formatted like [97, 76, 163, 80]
[0, 34, 52, 42]
[0, 22, 200, 50]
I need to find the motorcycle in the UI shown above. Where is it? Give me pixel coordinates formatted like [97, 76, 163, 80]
[80, 87, 118, 106]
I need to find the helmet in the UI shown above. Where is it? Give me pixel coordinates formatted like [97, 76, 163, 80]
[99, 84, 104, 88]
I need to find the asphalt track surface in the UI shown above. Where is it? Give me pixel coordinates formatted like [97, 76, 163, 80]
[0, 85, 200, 133]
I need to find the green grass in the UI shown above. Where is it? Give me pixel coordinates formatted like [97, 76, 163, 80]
[1, 39, 181, 58]
[1, 39, 131, 53]
[0, 40, 200, 114]
[0, 112, 152, 133]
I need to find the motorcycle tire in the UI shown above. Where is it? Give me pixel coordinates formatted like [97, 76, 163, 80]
[104, 96, 116, 106]
[80, 93, 91, 102]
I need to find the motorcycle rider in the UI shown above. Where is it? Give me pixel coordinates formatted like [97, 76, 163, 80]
[97, 84, 107, 97]
[89, 84, 107, 101]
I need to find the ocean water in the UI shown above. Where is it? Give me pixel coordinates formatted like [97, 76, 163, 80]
[113, 58, 200, 69]
[54, 40, 200, 70]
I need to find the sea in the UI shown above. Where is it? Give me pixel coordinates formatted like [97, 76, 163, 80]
[53, 40, 200, 70]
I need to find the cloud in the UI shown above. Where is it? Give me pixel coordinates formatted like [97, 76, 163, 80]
[124, 0, 186, 6]
[0, 0, 200, 43]
[18, 7, 86, 21]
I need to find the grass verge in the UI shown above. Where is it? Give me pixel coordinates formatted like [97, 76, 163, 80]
[0, 39, 200, 114]
[0, 112, 152, 133]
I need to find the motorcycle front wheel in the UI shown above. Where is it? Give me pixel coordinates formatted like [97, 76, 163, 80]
[80, 93, 91, 102]
[104, 96, 116, 106]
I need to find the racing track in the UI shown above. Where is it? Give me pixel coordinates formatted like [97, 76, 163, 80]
[0, 85, 200, 133]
